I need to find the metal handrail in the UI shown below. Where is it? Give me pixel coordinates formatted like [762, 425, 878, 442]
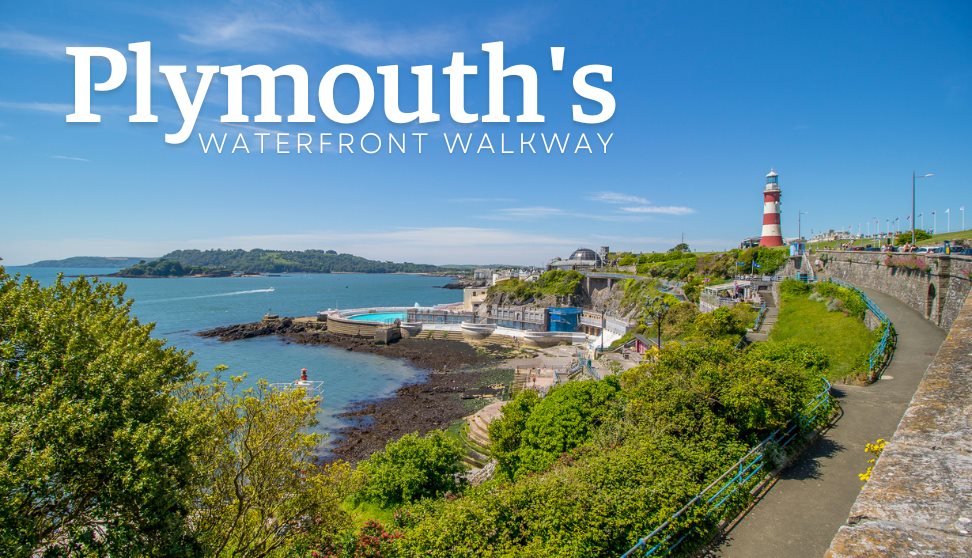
[752, 303, 767, 331]
[826, 278, 893, 372]
[621, 379, 834, 557]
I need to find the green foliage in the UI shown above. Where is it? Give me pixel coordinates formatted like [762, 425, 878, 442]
[0, 271, 205, 555]
[780, 277, 812, 296]
[533, 270, 584, 297]
[771, 286, 879, 380]
[26, 256, 146, 268]
[391, 341, 827, 556]
[190, 378, 354, 557]
[616, 253, 637, 266]
[682, 275, 704, 303]
[353, 431, 467, 508]
[631, 247, 787, 282]
[0, 270, 354, 556]
[487, 270, 583, 303]
[894, 229, 932, 246]
[493, 379, 621, 480]
[118, 258, 226, 277]
[669, 242, 691, 253]
[162, 248, 440, 274]
[323, 520, 402, 558]
[661, 301, 700, 340]
[488, 390, 541, 480]
[811, 282, 867, 320]
[690, 306, 749, 341]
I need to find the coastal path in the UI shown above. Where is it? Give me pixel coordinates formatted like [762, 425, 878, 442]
[714, 286, 946, 557]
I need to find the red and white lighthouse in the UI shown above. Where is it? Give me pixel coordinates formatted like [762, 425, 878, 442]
[759, 169, 784, 247]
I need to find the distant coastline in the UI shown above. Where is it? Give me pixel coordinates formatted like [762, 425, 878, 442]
[24, 256, 148, 268]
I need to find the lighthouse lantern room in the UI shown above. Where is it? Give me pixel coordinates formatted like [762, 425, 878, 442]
[759, 169, 784, 247]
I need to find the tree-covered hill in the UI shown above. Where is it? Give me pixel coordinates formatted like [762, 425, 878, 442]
[25, 256, 148, 268]
[159, 249, 442, 274]
[114, 259, 230, 278]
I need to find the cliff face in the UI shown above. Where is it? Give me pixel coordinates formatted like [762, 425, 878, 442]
[478, 289, 589, 317]
[590, 282, 644, 319]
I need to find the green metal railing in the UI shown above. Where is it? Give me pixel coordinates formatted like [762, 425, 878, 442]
[620, 379, 834, 557]
[827, 278, 894, 375]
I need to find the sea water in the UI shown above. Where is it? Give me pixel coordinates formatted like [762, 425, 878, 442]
[4, 266, 461, 448]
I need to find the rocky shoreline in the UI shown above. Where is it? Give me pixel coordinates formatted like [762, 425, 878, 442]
[197, 319, 516, 462]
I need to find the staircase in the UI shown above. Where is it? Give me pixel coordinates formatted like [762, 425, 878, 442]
[411, 329, 465, 341]
[746, 288, 779, 343]
[458, 401, 506, 470]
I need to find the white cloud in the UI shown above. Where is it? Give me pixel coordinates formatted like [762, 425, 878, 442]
[622, 205, 695, 216]
[50, 155, 90, 162]
[176, 2, 462, 58]
[588, 191, 650, 205]
[0, 29, 66, 60]
[448, 197, 517, 204]
[0, 100, 75, 114]
[491, 206, 565, 219]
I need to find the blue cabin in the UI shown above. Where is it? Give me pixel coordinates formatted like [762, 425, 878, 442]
[546, 307, 582, 332]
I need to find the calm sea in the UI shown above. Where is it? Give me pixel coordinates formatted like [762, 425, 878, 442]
[4, 266, 461, 446]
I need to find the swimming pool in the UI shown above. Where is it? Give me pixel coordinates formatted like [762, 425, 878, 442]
[346, 311, 407, 324]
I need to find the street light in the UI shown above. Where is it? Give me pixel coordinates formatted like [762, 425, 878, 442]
[918, 212, 923, 231]
[946, 208, 951, 233]
[798, 210, 808, 244]
[645, 295, 671, 349]
[932, 211, 937, 235]
[912, 171, 934, 243]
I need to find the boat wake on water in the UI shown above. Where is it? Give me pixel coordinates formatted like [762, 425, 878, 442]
[136, 287, 275, 304]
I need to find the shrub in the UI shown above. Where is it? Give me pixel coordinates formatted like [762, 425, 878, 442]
[353, 431, 467, 507]
[780, 278, 811, 296]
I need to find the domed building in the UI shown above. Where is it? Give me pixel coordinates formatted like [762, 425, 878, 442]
[547, 246, 608, 271]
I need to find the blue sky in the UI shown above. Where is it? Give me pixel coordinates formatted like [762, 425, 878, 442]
[1, 0, 970, 266]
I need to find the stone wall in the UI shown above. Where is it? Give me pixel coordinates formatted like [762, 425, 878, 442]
[819, 251, 972, 330]
[826, 290, 972, 556]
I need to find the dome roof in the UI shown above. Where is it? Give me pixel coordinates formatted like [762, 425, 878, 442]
[569, 248, 598, 261]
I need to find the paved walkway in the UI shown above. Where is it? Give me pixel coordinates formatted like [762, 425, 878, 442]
[715, 286, 946, 558]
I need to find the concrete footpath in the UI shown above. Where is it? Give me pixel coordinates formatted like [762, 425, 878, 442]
[714, 287, 947, 558]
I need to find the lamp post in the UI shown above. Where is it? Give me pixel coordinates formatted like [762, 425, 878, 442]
[932, 211, 936, 235]
[798, 210, 807, 244]
[646, 295, 671, 349]
[919, 212, 923, 231]
[946, 208, 951, 233]
[912, 172, 934, 243]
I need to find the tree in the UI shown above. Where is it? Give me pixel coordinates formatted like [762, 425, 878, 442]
[0, 271, 205, 555]
[488, 390, 540, 481]
[0, 270, 354, 556]
[189, 377, 354, 557]
[669, 243, 691, 253]
[353, 431, 466, 508]
[894, 229, 931, 246]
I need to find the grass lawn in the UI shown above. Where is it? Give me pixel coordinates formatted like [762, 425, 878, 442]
[769, 293, 879, 380]
[917, 227, 972, 246]
[809, 227, 971, 250]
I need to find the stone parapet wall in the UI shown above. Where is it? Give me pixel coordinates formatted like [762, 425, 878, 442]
[819, 251, 972, 329]
[826, 290, 972, 556]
